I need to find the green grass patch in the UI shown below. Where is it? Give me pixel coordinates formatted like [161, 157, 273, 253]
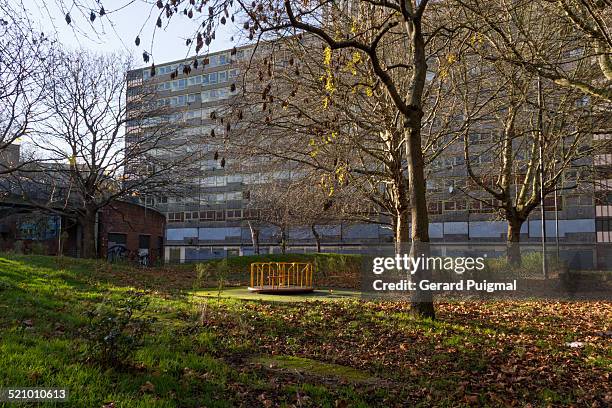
[252, 355, 374, 382]
[0, 253, 610, 407]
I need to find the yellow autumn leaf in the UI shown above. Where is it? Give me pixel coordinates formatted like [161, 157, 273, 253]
[323, 47, 332, 66]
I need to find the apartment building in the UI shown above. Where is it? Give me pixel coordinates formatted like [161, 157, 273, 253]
[126, 44, 605, 265]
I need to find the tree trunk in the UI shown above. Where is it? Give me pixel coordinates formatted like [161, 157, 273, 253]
[79, 209, 97, 259]
[406, 127, 435, 319]
[248, 221, 260, 255]
[402, 13, 435, 320]
[311, 224, 321, 253]
[280, 228, 287, 254]
[394, 210, 410, 256]
[507, 217, 524, 266]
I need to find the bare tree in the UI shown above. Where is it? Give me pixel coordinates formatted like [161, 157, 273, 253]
[244, 172, 343, 254]
[17, 50, 200, 258]
[454, 0, 612, 102]
[0, 0, 53, 175]
[444, 42, 609, 265]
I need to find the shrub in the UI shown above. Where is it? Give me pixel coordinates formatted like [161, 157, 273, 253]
[194, 262, 215, 289]
[13, 241, 24, 254]
[30, 242, 47, 255]
[83, 291, 155, 368]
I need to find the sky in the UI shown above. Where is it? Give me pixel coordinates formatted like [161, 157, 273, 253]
[19, 0, 240, 67]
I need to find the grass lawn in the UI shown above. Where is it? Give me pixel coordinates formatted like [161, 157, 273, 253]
[0, 254, 610, 407]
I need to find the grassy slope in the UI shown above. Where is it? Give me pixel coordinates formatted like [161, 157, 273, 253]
[0, 254, 610, 407]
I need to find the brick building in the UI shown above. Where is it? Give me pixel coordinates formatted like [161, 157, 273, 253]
[0, 200, 165, 264]
[98, 200, 166, 265]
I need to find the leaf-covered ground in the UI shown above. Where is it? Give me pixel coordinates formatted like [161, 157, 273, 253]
[0, 254, 610, 407]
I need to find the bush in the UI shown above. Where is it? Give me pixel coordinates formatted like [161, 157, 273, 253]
[13, 241, 24, 254]
[483, 251, 566, 279]
[30, 242, 47, 255]
[194, 262, 215, 289]
[83, 291, 155, 368]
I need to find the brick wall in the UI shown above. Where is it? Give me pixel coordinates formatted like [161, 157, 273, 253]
[98, 201, 166, 264]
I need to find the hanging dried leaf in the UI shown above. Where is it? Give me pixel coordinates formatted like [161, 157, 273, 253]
[210, 111, 216, 119]
[143, 51, 150, 63]
[220, 158, 226, 168]
[221, 16, 226, 25]
[156, 0, 163, 9]
[156, 17, 162, 27]
[135, 36, 141, 46]
[90, 11, 96, 22]
[230, 47, 237, 56]
[65, 13, 71, 25]
[211, 129, 215, 137]
[99, 7, 106, 16]
[196, 33, 203, 52]
[230, 83, 236, 92]
[214, 151, 219, 160]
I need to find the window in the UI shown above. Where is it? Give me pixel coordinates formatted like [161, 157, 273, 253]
[108, 233, 127, 245]
[218, 71, 227, 83]
[157, 82, 171, 91]
[216, 210, 225, 221]
[245, 209, 259, 219]
[596, 218, 612, 232]
[226, 174, 242, 183]
[209, 72, 218, 84]
[215, 176, 226, 186]
[168, 212, 184, 222]
[184, 211, 199, 221]
[226, 209, 242, 219]
[187, 93, 199, 103]
[229, 69, 239, 79]
[565, 195, 592, 207]
[226, 191, 242, 201]
[428, 201, 442, 214]
[443, 201, 456, 211]
[186, 110, 201, 119]
[139, 235, 151, 249]
[200, 210, 216, 220]
[201, 176, 215, 186]
[188, 75, 202, 86]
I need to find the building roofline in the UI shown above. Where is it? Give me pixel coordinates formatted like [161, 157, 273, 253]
[129, 43, 255, 74]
